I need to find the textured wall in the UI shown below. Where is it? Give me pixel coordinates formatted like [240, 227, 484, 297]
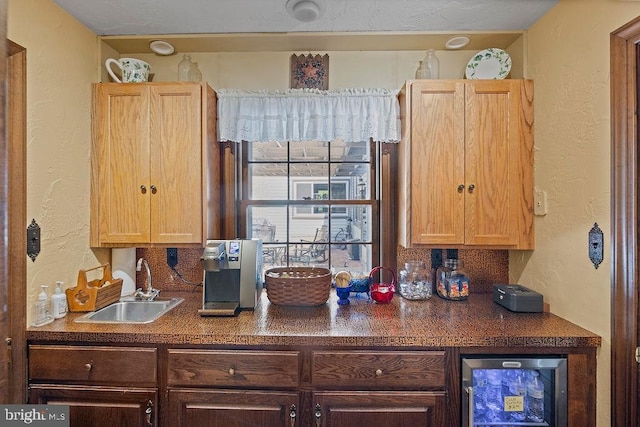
[8, 0, 106, 325]
[512, 1, 640, 425]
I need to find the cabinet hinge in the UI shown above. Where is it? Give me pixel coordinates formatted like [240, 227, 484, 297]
[635, 347, 640, 364]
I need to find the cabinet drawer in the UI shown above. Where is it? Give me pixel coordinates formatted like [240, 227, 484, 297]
[312, 350, 446, 390]
[167, 349, 300, 388]
[28, 345, 157, 386]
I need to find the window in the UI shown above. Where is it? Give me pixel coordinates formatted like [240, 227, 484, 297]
[239, 139, 379, 276]
[293, 181, 348, 215]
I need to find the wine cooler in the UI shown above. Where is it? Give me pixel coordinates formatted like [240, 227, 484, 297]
[461, 356, 567, 426]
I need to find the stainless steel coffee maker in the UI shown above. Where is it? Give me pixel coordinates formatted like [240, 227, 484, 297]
[198, 239, 263, 317]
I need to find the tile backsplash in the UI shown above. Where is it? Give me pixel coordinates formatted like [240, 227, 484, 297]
[137, 246, 508, 294]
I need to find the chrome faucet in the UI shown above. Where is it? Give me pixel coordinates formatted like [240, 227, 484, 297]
[135, 257, 160, 300]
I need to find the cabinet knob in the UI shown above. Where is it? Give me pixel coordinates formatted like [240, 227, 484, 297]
[85, 363, 92, 371]
[150, 185, 157, 194]
[375, 368, 383, 377]
[228, 368, 235, 376]
[140, 185, 147, 194]
[468, 184, 475, 193]
[457, 184, 465, 193]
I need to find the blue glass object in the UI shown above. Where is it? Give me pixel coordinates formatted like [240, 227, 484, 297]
[336, 285, 352, 305]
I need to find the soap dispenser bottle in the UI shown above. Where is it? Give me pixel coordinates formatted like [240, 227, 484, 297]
[33, 285, 53, 327]
[51, 281, 67, 319]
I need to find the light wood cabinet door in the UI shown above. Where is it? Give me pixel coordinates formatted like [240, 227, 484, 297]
[92, 84, 151, 244]
[91, 82, 214, 246]
[399, 79, 534, 249]
[149, 84, 202, 244]
[313, 391, 448, 427]
[407, 81, 465, 246]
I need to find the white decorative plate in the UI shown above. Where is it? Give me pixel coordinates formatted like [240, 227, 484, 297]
[465, 48, 512, 80]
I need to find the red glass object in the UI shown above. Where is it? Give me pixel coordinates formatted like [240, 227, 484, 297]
[369, 266, 396, 304]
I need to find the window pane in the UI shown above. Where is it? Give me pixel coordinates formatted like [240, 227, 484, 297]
[249, 141, 287, 161]
[247, 206, 287, 242]
[249, 164, 287, 200]
[291, 176, 329, 202]
[290, 140, 328, 161]
[328, 173, 353, 200]
[330, 205, 371, 243]
[289, 211, 328, 240]
[330, 244, 370, 276]
[330, 140, 370, 162]
[283, 223, 329, 268]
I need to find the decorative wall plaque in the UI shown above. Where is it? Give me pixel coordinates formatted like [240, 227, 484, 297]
[588, 222, 604, 269]
[27, 218, 41, 262]
[290, 54, 329, 90]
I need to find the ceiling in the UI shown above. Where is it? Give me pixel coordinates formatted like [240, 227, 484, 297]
[52, 0, 558, 37]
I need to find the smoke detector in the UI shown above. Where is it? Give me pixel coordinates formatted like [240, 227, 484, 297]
[286, 0, 325, 22]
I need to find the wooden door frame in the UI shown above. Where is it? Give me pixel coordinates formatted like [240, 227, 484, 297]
[7, 39, 26, 403]
[611, 15, 640, 427]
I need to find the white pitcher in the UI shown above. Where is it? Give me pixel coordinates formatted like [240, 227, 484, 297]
[105, 57, 150, 83]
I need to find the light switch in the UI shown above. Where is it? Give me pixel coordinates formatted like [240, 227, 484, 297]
[534, 190, 547, 216]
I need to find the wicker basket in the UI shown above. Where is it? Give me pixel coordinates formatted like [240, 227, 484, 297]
[265, 267, 332, 306]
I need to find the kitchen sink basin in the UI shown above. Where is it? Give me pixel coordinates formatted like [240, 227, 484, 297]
[74, 297, 184, 324]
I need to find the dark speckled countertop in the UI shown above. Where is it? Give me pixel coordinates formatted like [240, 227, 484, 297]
[26, 290, 601, 348]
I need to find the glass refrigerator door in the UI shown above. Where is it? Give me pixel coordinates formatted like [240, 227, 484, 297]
[462, 357, 567, 427]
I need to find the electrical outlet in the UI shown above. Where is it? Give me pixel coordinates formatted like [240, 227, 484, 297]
[167, 248, 178, 268]
[534, 190, 548, 216]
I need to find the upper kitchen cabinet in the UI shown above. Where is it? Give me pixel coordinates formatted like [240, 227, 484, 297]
[90, 82, 220, 247]
[398, 80, 534, 249]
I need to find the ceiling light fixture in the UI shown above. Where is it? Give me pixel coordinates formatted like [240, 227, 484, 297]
[445, 35, 470, 50]
[286, 0, 325, 22]
[149, 40, 175, 55]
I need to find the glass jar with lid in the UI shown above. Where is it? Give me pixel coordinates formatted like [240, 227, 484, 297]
[436, 259, 470, 300]
[398, 260, 432, 300]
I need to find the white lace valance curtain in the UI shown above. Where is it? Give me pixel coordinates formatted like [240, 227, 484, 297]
[216, 88, 401, 143]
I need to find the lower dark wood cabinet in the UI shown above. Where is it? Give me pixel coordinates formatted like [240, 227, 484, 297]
[167, 389, 300, 427]
[29, 384, 157, 427]
[313, 391, 448, 427]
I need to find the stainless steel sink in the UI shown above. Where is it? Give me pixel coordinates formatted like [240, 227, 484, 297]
[74, 297, 184, 324]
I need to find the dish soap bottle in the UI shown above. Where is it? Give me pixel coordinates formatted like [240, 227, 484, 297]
[51, 281, 67, 319]
[32, 285, 53, 327]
